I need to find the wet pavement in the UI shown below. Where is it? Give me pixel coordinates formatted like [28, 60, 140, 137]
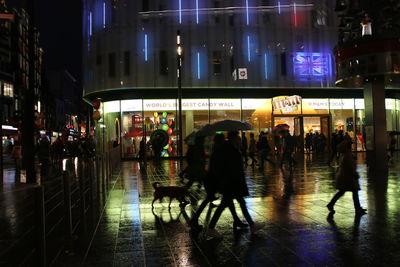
[76, 153, 400, 267]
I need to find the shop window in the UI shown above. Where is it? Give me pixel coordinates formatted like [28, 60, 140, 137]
[212, 51, 222, 75]
[4, 83, 13, 97]
[108, 52, 116, 77]
[159, 50, 168, 75]
[124, 51, 130, 76]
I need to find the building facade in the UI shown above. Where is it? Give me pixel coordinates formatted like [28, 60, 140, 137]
[82, 0, 400, 158]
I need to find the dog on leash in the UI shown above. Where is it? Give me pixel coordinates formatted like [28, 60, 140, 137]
[151, 182, 190, 209]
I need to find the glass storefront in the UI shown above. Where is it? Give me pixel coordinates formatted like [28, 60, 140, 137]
[96, 97, 400, 158]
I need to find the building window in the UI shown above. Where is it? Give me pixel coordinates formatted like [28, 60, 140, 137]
[159, 50, 168, 75]
[213, 51, 222, 75]
[4, 83, 13, 97]
[124, 51, 130, 75]
[108, 53, 116, 77]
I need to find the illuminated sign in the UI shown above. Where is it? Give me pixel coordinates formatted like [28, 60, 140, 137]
[293, 52, 331, 78]
[272, 95, 302, 113]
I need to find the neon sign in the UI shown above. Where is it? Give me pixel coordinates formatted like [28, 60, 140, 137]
[293, 52, 331, 79]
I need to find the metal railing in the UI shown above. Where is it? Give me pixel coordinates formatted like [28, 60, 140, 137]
[0, 148, 121, 266]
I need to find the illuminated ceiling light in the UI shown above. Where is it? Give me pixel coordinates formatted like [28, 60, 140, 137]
[278, 1, 281, 14]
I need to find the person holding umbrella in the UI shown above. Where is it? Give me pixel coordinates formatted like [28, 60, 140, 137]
[206, 131, 265, 238]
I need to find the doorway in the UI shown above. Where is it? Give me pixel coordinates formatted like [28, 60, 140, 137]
[273, 115, 330, 152]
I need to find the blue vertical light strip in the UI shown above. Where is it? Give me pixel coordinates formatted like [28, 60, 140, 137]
[247, 35, 251, 62]
[196, 0, 199, 24]
[264, 53, 268, 79]
[197, 52, 200, 79]
[103, 2, 106, 28]
[246, 0, 249, 25]
[179, 0, 182, 24]
[278, 1, 281, 14]
[144, 34, 148, 61]
[89, 11, 92, 36]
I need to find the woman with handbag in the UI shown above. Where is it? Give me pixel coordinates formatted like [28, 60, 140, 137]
[327, 141, 367, 215]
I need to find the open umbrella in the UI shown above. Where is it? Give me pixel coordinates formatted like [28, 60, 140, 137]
[198, 120, 253, 135]
[272, 124, 290, 135]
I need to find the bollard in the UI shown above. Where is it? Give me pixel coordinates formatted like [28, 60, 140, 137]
[62, 171, 73, 254]
[35, 185, 46, 267]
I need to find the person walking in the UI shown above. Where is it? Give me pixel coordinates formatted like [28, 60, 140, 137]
[185, 135, 207, 189]
[151, 134, 163, 163]
[189, 133, 246, 230]
[36, 136, 51, 178]
[258, 132, 274, 170]
[241, 132, 248, 165]
[248, 133, 258, 167]
[206, 131, 264, 238]
[11, 141, 22, 172]
[326, 141, 367, 215]
[279, 130, 297, 169]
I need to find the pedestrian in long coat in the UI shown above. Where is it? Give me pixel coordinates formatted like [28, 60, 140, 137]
[205, 131, 264, 238]
[327, 141, 366, 215]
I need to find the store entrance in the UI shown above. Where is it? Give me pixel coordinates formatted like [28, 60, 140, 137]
[273, 115, 330, 152]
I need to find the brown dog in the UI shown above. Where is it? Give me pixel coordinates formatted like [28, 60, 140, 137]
[151, 182, 190, 209]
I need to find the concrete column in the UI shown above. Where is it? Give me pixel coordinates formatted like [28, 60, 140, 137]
[364, 75, 388, 171]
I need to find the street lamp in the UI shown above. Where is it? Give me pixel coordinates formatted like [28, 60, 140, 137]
[177, 30, 183, 159]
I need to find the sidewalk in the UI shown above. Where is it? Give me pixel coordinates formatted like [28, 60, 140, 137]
[76, 153, 400, 266]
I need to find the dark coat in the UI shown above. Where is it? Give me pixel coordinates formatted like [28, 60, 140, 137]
[335, 151, 360, 191]
[186, 144, 207, 181]
[208, 141, 249, 198]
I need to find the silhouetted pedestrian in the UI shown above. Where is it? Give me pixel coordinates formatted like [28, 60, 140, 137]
[206, 131, 264, 238]
[185, 135, 207, 189]
[11, 141, 22, 172]
[37, 136, 51, 177]
[241, 132, 248, 165]
[326, 141, 367, 215]
[248, 133, 258, 167]
[152, 134, 163, 163]
[189, 133, 245, 230]
[258, 132, 274, 170]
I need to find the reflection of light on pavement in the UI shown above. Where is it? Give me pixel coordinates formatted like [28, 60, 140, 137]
[62, 159, 67, 171]
[74, 157, 78, 175]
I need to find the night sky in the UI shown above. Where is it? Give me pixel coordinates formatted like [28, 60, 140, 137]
[6, 0, 83, 84]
